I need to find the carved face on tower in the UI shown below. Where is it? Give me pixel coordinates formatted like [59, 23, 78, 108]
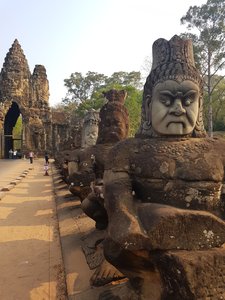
[151, 80, 200, 135]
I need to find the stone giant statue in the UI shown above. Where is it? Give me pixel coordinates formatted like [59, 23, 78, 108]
[69, 89, 129, 228]
[81, 109, 99, 148]
[103, 35, 225, 299]
[67, 109, 100, 182]
[68, 89, 130, 287]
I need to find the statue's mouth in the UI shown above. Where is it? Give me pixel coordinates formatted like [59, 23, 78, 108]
[167, 121, 185, 128]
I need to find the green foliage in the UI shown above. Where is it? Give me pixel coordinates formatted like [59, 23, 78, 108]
[105, 71, 142, 89]
[203, 75, 225, 130]
[181, 0, 225, 75]
[124, 86, 142, 136]
[13, 114, 22, 138]
[63, 71, 107, 105]
[13, 114, 22, 150]
[63, 71, 142, 104]
[60, 71, 143, 135]
[75, 97, 106, 117]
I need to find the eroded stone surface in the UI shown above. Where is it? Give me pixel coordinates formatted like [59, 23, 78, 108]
[68, 89, 130, 288]
[0, 39, 80, 157]
[103, 35, 225, 299]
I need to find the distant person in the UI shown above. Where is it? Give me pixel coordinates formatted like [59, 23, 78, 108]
[13, 150, 17, 159]
[44, 163, 49, 176]
[44, 152, 49, 164]
[29, 151, 34, 164]
[9, 149, 13, 159]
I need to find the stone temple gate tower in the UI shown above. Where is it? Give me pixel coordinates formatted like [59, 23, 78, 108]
[0, 39, 52, 158]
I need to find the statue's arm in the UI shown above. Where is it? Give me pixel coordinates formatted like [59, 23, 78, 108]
[104, 169, 149, 250]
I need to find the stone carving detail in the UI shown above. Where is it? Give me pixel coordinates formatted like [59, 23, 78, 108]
[32, 65, 50, 107]
[0, 39, 52, 156]
[138, 35, 206, 138]
[68, 89, 129, 208]
[0, 39, 31, 101]
[55, 109, 98, 184]
[103, 35, 225, 299]
[81, 109, 100, 148]
[97, 89, 128, 144]
[0, 39, 73, 157]
[68, 89, 129, 286]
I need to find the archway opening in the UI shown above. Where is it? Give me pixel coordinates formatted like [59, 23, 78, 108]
[4, 102, 22, 158]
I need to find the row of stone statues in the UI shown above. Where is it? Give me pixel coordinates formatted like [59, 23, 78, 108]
[55, 35, 225, 299]
[54, 88, 130, 288]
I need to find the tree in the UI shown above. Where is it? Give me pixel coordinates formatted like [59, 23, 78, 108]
[106, 71, 142, 89]
[61, 71, 143, 136]
[180, 0, 225, 136]
[63, 71, 107, 105]
[203, 75, 225, 131]
[71, 83, 142, 136]
[124, 86, 142, 136]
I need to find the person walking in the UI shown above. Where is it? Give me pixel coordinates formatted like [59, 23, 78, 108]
[44, 152, 49, 164]
[9, 149, 13, 159]
[13, 150, 17, 159]
[29, 151, 34, 164]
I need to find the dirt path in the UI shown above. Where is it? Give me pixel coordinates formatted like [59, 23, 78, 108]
[0, 160, 67, 300]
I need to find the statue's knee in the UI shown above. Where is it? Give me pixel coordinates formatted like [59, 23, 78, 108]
[81, 198, 91, 214]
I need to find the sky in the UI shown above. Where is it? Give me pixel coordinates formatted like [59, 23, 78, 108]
[0, 0, 206, 107]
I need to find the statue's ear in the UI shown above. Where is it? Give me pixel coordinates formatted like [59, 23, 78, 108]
[145, 95, 151, 124]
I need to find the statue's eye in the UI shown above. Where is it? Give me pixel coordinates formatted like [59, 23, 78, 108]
[183, 98, 194, 106]
[160, 97, 172, 106]
[184, 99, 191, 106]
[183, 90, 197, 106]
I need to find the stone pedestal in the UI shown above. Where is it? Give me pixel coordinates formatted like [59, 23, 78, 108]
[154, 248, 225, 299]
[104, 238, 225, 300]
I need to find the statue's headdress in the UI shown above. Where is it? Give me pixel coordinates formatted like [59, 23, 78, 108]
[102, 89, 127, 104]
[83, 109, 100, 126]
[137, 35, 206, 138]
[97, 89, 129, 144]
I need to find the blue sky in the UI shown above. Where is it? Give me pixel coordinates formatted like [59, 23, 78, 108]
[0, 0, 206, 106]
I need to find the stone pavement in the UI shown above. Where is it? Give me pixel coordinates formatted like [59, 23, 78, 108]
[0, 159, 67, 300]
[0, 158, 34, 199]
[0, 158, 130, 300]
[52, 164, 131, 300]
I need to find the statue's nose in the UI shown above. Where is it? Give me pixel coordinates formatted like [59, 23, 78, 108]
[169, 99, 186, 116]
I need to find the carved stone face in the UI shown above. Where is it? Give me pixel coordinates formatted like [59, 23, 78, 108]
[151, 80, 199, 135]
[83, 125, 98, 147]
[99, 111, 128, 143]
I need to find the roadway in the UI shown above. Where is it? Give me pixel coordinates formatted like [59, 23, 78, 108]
[0, 159, 66, 299]
[0, 158, 34, 189]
